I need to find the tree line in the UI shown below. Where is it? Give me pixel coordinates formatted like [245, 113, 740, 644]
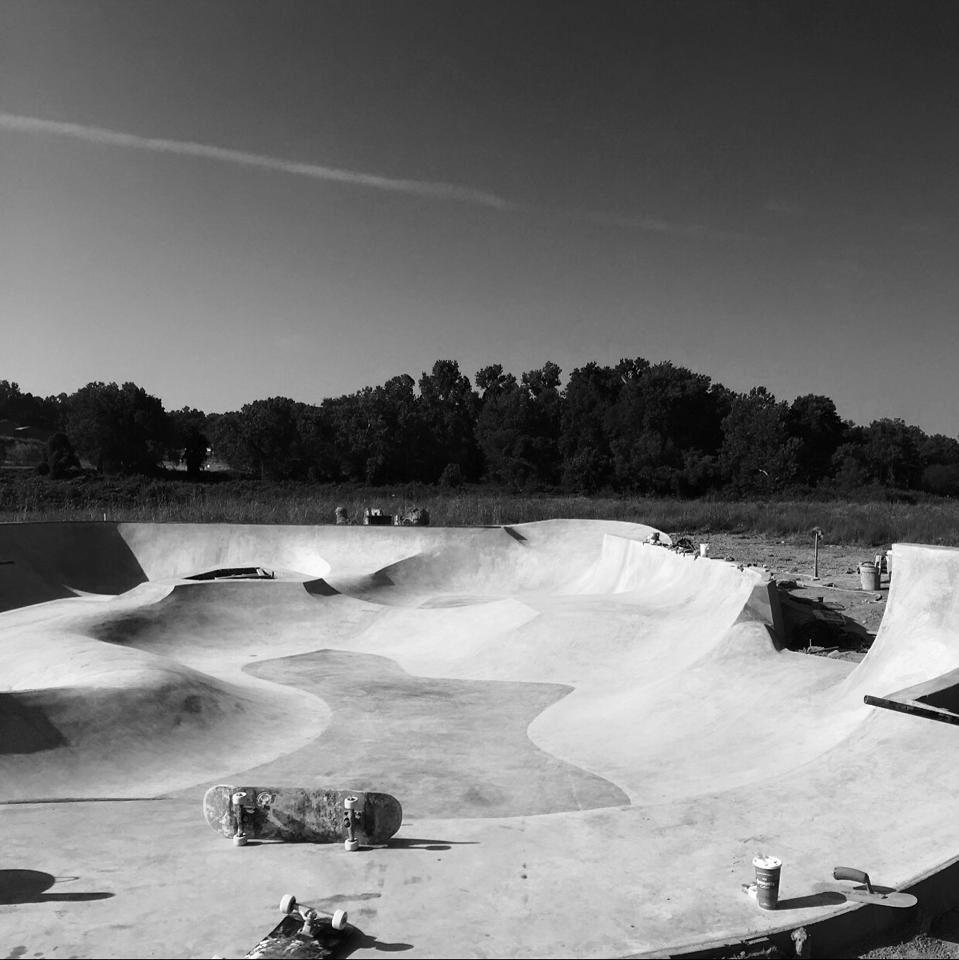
[2, 359, 958, 497]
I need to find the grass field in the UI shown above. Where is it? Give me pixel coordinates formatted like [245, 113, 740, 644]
[2, 473, 959, 547]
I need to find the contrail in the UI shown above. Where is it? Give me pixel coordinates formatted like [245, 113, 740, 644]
[578, 209, 750, 244]
[0, 111, 520, 211]
[1, 111, 738, 241]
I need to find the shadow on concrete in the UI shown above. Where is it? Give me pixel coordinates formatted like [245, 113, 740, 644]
[776, 891, 847, 910]
[383, 837, 479, 851]
[778, 590, 872, 651]
[0, 694, 67, 753]
[304, 578, 340, 597]
[349, 931, 414, 954]
[0, 870, 114, 904]
[0, 522, 148, 613]
[321, 892, 383, 906]
[241, 649, 630, 819]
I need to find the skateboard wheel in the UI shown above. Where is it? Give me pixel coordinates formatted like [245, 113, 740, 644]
[331, 909, 348, 930]
[279, 894, 297, 915]
[344, 796, 358, 810]
[232, 834, 248, 847]
[344, 838, 359, 852]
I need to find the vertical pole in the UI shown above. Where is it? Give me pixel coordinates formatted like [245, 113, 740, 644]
[813, 527, 822, 580]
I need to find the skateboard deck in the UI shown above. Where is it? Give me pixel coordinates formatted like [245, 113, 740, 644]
[203, 784, 402, 845]
[245, 896, 354, 959]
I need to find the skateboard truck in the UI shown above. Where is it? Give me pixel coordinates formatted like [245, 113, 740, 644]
[279, 893, 348, 936]
[231, 791, 251, 846]
[342, 795, 363, 852]
[234, 893, 352, 957]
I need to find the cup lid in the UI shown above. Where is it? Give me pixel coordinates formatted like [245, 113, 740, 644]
[752, 855, 782, 869]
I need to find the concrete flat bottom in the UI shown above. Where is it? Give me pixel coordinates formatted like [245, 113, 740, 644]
[1, 520, 958, 958]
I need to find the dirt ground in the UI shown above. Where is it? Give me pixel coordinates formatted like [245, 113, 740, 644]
[690, 531, 892, 657]
[844, 912, 959, 960]
[685, 532, 959, 960]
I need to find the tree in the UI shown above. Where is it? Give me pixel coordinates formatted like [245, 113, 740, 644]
[0, 380, 60, 430]
[45, 432, 80, 479]
[475, 379, 533, 485]
[234, 397, 302, 481]
[292, 402, 338, 482]
[418, 360, 481, 482]
[475, 362, 562, 486]
[602, 360, 729, 495]
[206, 412, 249, 474]
[62, 381, 169, 475]
[168, 407, 210, 477]
[518, 362, 563, 484]
[560, 362, 621, 492]
[326, 382, 414, 483]
[0, 380, 21, 419]
[719, 386, 799, 493]
[860, 419, 923, 489]
[919, 433, 959, 468]
[475, 364, 517, 396]
[204, 399, 313, 480]
[918, 433, 959, 495]
[787, 394, 845, 485]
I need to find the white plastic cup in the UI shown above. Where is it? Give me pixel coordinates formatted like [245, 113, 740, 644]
[752, 855, 782, 909]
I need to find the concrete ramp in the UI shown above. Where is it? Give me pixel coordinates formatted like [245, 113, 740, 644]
[0, 522, 147, 611]
[843, 543, 959, 697]
[1, 522, 958, 958]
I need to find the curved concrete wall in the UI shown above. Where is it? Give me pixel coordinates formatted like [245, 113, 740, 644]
[0, 518, 667, 610]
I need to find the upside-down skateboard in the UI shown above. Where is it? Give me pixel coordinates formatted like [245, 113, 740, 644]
[203, 785, 402, 849]
[244, 894, 355, 959]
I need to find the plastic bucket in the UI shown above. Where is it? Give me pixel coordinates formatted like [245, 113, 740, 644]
[859, 562, 880, 591]
[753, 855, 782, 909]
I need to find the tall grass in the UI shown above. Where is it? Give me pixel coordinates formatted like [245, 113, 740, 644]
[3, 474, 959, 546]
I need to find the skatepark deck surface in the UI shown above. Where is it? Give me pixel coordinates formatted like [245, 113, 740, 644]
[1, 519, 958, 958]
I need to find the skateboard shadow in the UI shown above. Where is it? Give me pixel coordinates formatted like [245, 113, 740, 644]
[0, 870, 114, 905]
[347, 931, 414, 954]
[381, 837, 479, 851]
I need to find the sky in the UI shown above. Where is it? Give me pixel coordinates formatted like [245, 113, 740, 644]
[2, 0, 958, 434]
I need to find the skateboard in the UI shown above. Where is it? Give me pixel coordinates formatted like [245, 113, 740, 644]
[244, 894, 355, 959]
[203, 785, 402, 849]
[828, 866, 918, 908]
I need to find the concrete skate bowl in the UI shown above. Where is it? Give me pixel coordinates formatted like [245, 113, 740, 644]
[1, 520, 959, 959]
